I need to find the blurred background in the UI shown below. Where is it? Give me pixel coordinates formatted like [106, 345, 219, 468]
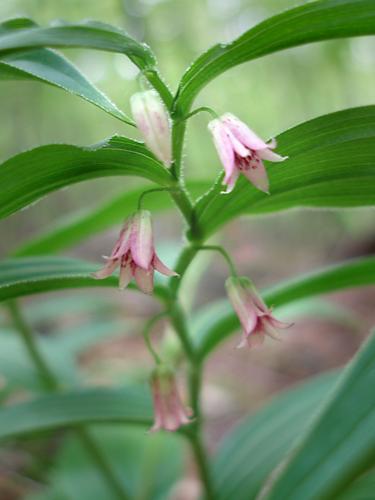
[0, 0, 374, 498]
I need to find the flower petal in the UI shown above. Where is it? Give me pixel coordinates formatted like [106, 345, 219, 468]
[258, 148, 288, 163]
[222, 113, 269, 151]
[111, 219, 132, 259]
[134, 266, 154, 294]
[131, 210, 154, 269]
[92, 259, 118, 279]
[241, 159, 270, 193]
[119, 262, 132, 290]
[153, 254, 178, 277]
[226, 277, 258, 335]
[222, 168, 240, 194]
[208, 119, 235, 179]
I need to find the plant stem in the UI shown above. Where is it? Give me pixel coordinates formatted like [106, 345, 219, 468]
[7, 300, 58, 391]
[7, 300, 130, 500]
[194, 245, 238, 277]
[188, 429, 215, 500]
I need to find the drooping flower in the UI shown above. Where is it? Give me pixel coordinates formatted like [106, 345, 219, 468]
[150, 365, 192, 432]
[208, 113, 287, 194]
[93, 210, 177, 294]
[225, 276, 291, 348]
[130, 90, 172, 167]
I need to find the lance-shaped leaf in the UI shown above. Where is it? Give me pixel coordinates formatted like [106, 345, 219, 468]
[0, 18, 154, 68]
[264, 330, 375, 500]
[0, 256, 168, 301]
[212, 371, 338, 500]
[193, 255, 375, 360]
[0, 387, 152, 441]
[193, 106, 375, 239]
[176, 0, 375, 111]
[0, 135, 173, 221]
[0, 19, 132, 123]
[13, 180, 211, 257]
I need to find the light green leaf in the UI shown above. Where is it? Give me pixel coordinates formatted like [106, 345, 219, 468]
[0, 18, 154, 69]
[14, 181, 210, 257]
[0, 19, 132, 124]
[0, 135, 173, 221]
[176, 0, 375, 111]
[212, 371, 339, 500]
[265, 331, 375, 500]
[0, 256, 168, 302]
[193, 107, 375, 238]
[0, 387, 152, 440]
[194, 256, 375, 359]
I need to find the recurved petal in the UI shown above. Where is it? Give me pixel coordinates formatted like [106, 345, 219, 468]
[92, 259, 119, 279]
[222, 113, 269, 151]
[208, 119, 235, 179]
[131, 210, 154, 269]
[134, 266, 154, 294]
[111, 218, 132, 258]
[258, 148, 288, 163]
[241, 159, 270, 194]
[153, 254, 178, 277]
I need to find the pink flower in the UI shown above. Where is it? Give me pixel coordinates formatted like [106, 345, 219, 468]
[225, 276, 291, 348]
[93, 210, 177, 294]
[150, 366, 192, 432]
[208, 113, 287, 193]
[130, 90, 172, 167]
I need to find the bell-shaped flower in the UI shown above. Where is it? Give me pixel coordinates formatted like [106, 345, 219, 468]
[130, 90, 172, 167]
[208, 113, 287, 193]
[225, 276, 291, 348]
[150, 365, 192, 432]
[93, 210, 177, 294]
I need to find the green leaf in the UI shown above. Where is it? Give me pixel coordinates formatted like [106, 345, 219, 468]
[194, 256, 375, 359]
[0, 135, 173, 221]
[212, 371, 339, 500]
[0, 256, 168, 302]
[29, 426, 184, 500]
[338, 469, 375, 500]
[13, 180, 211, 257]
[0, 387, 152, 440]
[193, 106, 375, 238]
[264, 330, 375, 500]
[0, 19, 132, 124]
[0, 18, 154, 69]
[176, 0, 375, 111]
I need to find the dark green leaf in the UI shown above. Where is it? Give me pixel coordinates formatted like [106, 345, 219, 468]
[0, 135, 173, 221]
[176, 0, 375, 111]
[265, 331, 375, 500]
[0, 387, 152, 440]
[0, 256, 169, 302]
[0, 19, 132, 123]
[212, 371, 339, 500]
[0, 18, 154, 69]
[14, 181, 210, 257]
[194, 256, 375, 359]
[194, 106, 375, 238]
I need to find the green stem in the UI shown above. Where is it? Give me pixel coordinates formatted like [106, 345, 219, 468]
[138, 187, 181, 210]
[7, 300, 129, 500]
[144, 69, 173, 111]
[187, 429, 215, 500]
[7, 300, 57, 391]
[143, 312, 169, 365]
[178, 106, 218, 122]
[194, 245, 238, 277]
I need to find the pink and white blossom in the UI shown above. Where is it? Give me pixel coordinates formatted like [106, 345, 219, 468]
[93, 210, 177, 294]
[225, 276, 291, 348]
[130, 90, 172, 167]
[150, 366, 192, 432]
[208, 113, 287, 193]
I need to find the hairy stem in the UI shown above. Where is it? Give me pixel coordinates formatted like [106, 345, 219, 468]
[7, 300, 130, 500]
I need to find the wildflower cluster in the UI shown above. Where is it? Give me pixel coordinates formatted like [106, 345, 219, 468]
[94, 90, 289, 431]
